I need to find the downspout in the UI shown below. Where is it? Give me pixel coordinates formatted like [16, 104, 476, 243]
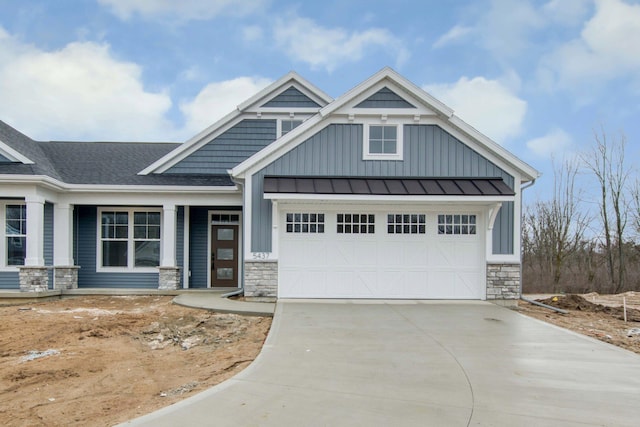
[517, 179, 566, 314]
[222, 175, 245, 299]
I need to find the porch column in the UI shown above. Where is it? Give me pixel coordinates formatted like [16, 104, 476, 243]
[53, 203, 79, 289]
[24, 196, 45, 267]
[159, 204, 180, 290]
[20, 196, 48, 292]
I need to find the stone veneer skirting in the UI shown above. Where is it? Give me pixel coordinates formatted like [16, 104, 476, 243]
[486, 263, 520, 300]
[158, 267, 181, 290]
[244, 261, 278, 298]
[54, 266, 80, 290]
[19, 267, 49, 292]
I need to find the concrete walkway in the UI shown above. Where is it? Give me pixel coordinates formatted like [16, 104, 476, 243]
[173, 292, 275, 317]
[123, 300, 640, 426]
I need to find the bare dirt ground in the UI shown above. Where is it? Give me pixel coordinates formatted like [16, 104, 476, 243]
[0, 296, 272, 427]
[518, 292, 640, 354]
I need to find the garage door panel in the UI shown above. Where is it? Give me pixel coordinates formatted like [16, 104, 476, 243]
[279, 208, 484, 299]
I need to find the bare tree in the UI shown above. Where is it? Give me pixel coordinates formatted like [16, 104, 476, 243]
[582, 129, 631, 292]
[523, 158, 589, 292]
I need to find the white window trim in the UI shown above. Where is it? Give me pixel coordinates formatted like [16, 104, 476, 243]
[363, 123, 403, 160]
[278, 118, 304, 138]
[0, 200, 25, 271]
[96, 207, 162, 273]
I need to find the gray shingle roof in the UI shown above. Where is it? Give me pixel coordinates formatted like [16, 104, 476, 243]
[0, 120, 233, 187]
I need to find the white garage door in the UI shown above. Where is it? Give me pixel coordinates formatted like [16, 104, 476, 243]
[278, 207, 485, 299]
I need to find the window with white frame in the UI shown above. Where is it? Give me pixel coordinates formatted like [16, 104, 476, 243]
[363, 124, 403, 160]
[437, 214, 477, 235]
[99, 209, 161, 269]
[337, 214, 375, 234]
[285, 213, 325, 233]
[387, 214, 426, 234]
[281, 119, 302, 136]
[3, 204, 26, 266]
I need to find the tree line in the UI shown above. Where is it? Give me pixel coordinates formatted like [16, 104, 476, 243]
[522, 129, 640, 294]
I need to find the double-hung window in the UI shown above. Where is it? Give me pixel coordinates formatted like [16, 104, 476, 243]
[4, 204, 26, 266]
[99, 209, 161, 270]
[363, 124, 403, 160]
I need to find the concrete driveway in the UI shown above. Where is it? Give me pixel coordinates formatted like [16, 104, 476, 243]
[123, 301, 640, 426]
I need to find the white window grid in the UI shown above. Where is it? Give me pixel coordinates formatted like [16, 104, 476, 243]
[369, 125, 397, 154]
[281, 119, 302, 136]
[337, 214, 375, 234]
[98, 209, 162, 270]
[438, 214, 477, 235]
[5, 204, 26, 266]
[285, 213, 325, 233]
[387, 214, 426, 234]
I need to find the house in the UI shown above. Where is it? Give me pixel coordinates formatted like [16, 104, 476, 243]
[0, 68, 538, 303]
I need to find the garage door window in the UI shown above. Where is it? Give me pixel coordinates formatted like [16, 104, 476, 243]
[438, 214, 476, 235]
[337, 214, 375, 234]
[286, 213, 325, 233]
[387, 214, 426, 234]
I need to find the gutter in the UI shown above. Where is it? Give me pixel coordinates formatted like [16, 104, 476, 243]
[222, 175, 246, 299]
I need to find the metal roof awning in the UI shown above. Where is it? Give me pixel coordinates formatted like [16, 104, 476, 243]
[263, 176, 515, 203]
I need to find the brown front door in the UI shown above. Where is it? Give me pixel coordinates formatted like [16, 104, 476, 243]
[211, 225, 239, 287]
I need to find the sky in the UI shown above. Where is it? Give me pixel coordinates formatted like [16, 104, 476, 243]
[1, 0, 639, 202]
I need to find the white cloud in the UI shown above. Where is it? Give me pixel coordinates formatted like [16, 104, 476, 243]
[243, 25, 264, 42]
[273, 14, 409, 72]
[543, 0, 591, 26]
[526, 128, 573, 157]
[424, 75, 527, 143]
[98, 0, 265, 22]
[180, 76, 272, 136]
[433, 25, 473, 49]
[540, 0, 640, 90]
[0, 29, 174, 141]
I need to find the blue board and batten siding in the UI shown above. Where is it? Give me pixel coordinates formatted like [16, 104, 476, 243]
[261, 87, 321, 108]
[355, 87, 416, 109]
[75, 206, 157, 288]
[252, 124, 515, 254]
[166, 120, 277, 175]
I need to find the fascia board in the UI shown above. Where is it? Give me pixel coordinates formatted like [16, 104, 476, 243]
[264, 193, 515, 203]
[0, 139, 35, 164]
[0, 174, 239, 193]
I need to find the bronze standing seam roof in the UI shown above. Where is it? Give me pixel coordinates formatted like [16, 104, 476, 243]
[263, 176, 515, 196]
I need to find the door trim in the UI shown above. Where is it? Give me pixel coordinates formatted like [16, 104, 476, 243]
[207, 210, 243, 289]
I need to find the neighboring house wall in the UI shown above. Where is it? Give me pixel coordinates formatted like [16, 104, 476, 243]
[354, 87, 416, 108]
[261, 87, 320, 108]
[75, 206, 157, 288]
[165, 119, 277, 174]
[44, 202, 53, 289]
[251, 123, 515, 254]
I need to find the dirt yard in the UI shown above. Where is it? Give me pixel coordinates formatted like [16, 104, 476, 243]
[518, 292, 640, 354]
[0, 296, 272, 427]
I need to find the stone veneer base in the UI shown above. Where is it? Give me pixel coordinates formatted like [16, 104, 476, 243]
[54, 266, 80, 290]
[486, 263, 520, 301]
[19, 267, 49, 292]
[159, 267, 181, 290]
[244, 261, 278, 298]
